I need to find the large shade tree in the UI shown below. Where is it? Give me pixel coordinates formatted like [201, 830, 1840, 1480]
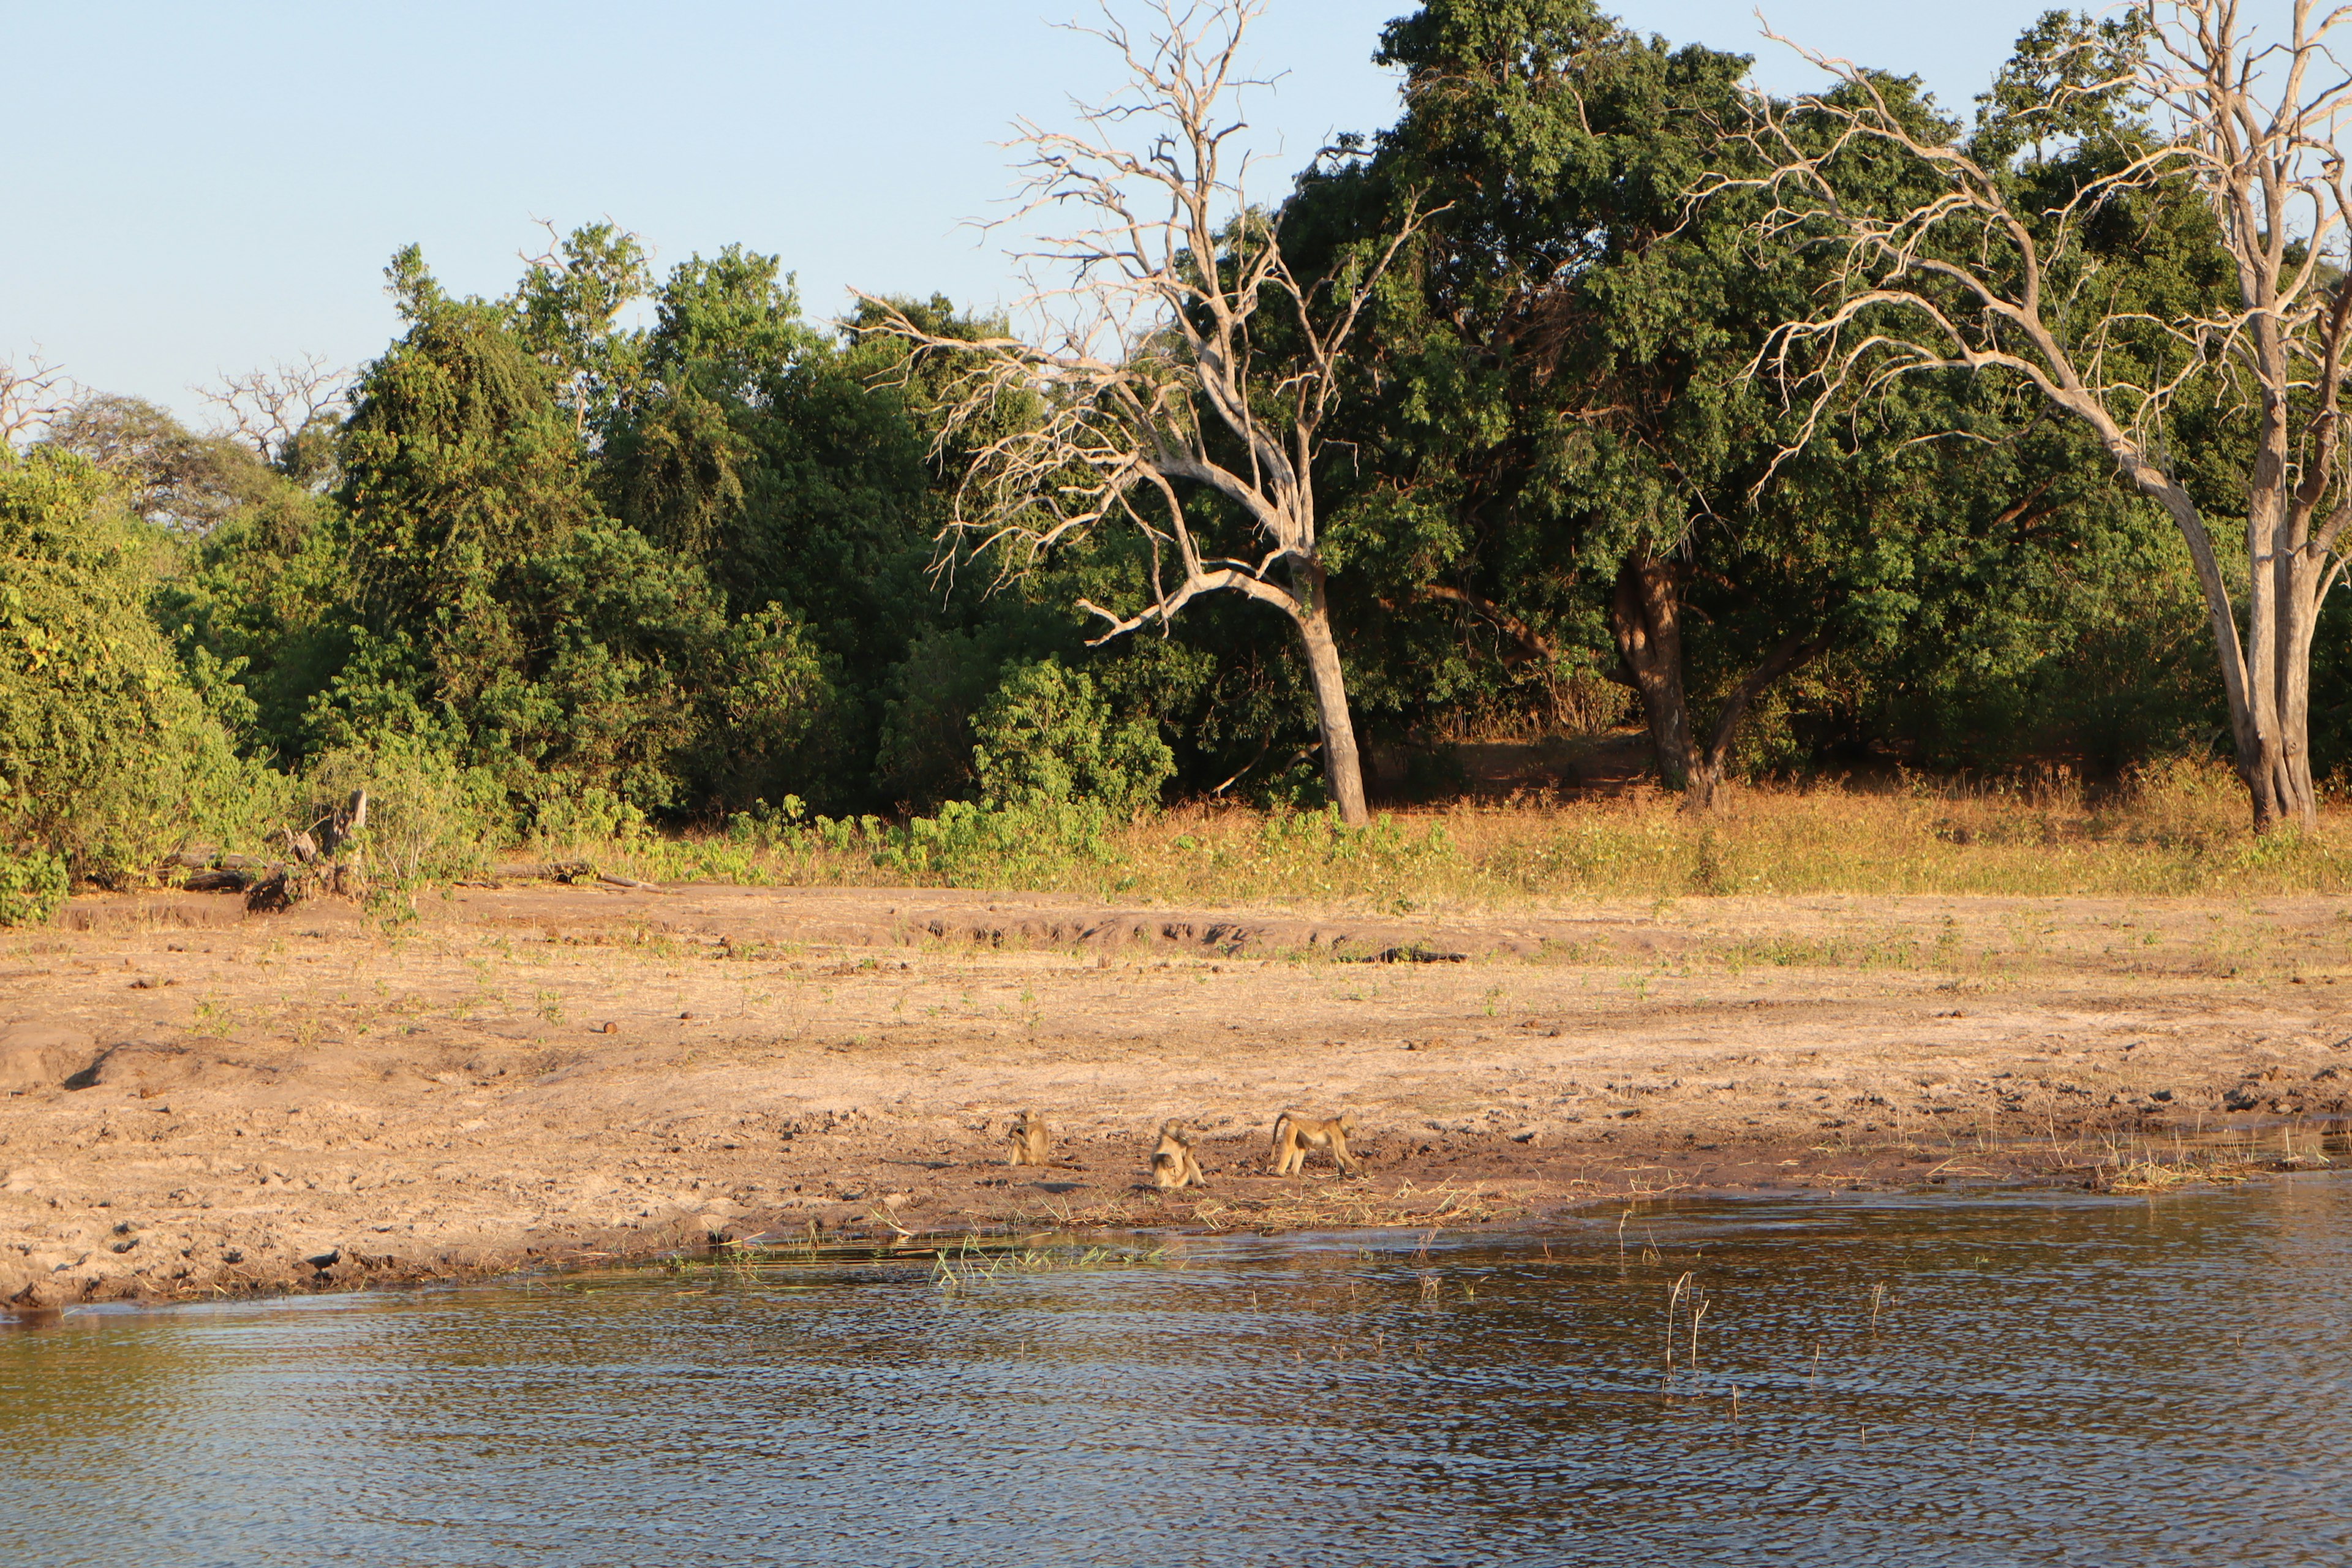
[1284, 0, 2079, 807]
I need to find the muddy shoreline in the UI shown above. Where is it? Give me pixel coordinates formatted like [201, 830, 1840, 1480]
[6, 881, 2351, 1311]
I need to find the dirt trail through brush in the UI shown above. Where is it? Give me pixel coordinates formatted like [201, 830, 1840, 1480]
[5, 881, 2350, 1309]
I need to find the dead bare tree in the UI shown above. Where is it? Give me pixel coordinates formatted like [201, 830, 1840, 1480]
[1, 352, 75, 450]
[1722, 0, 2352, 832]
[854, 0, 1425, 824]
[198, 354, 350, 472]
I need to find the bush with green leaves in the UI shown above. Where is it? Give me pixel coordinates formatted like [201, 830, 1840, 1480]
[971, 658, 1173, 820]
[1, 445, 284, 883]
[303, 732, 511, 896]
[0, 844, 68, 926]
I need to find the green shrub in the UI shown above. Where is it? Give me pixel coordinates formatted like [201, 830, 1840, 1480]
[971, 658, 1172, 820]
[1, 445, 281, 883]
[865, 797, 1108, 884]
[526, 780, 650, 850]
[0, 845, 67, 925]
[875, 627, 1008, 811]
[303, 733, 511, 897]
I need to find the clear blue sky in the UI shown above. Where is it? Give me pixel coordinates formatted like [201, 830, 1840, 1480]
[1, 1, 2062, 423]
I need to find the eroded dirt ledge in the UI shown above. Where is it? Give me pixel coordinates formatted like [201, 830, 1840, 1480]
[6, 881, 2350, 1309]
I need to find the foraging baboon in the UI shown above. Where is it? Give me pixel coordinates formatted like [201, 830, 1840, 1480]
[1150, 1120, 1207, 1190]
[1268, 1111, 1360, 1177]
[1005, 1109, 1051, 1167]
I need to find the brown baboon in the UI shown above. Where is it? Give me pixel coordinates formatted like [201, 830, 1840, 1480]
[1150, 1120, 1207, 1190]
[1268, 1111, 1360, 1177]
[1005, 1109, 1051, 1167]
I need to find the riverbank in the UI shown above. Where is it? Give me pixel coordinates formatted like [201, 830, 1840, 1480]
[5, 880, 2350, 1309]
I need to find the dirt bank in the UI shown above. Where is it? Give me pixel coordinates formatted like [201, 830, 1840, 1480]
[5, 880, 2350, 1309]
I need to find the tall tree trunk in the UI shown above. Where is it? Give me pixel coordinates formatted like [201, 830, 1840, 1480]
[2121, 469, 2301, 834]
[1292, 564, 1369, 826]
[1609, 556, 1708, 805]
[2239, 364, 2320, 832]
[2246, 452, 2290, 831]
[2277, 555, 2324, 829]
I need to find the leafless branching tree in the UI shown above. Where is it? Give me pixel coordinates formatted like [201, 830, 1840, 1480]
[854, 0, 1427, 824]
[198, 354, 350, 472]
[1722, 0, 2352, 831]
[1, 352, 76, 450]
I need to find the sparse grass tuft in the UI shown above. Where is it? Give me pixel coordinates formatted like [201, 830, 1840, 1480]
[1191, 1180, 1517, 1232]
[931, 1235, 1169, 1295]
[2094, 1155, 2263, 1193]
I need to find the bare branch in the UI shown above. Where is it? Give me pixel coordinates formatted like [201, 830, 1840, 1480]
[1722, 0, 2352, 829]
[1, 352, 77, 449]
[850, 0, 1427, 627]
[848, 1, 1420, 823]
[197, 355, 351, 467]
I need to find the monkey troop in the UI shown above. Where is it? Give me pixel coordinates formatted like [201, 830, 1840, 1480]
[997, 1109, 1364, 1182]
[1268, 1111, 1360, 1176]
[1004, 1109, 1051, 1167]
[1150, 1120, 1207, 1189]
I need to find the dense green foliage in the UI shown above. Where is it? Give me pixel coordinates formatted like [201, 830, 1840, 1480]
[1, 445, 281, 892]
[0, 843, 67, 927]
[1266, 0, 2230, 791]
[2, 0, 2331, 913]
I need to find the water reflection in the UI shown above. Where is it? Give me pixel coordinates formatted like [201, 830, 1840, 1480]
[6, 1178, 2351, 1566]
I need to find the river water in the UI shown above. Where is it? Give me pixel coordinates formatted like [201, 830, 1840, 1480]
[4, 1177, 2350, 1567]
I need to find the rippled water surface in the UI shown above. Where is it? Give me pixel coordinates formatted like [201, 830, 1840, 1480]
[6, 1178, 2352, 1566]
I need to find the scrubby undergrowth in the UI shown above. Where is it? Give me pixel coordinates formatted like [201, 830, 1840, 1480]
[505, 760, 2352, 908]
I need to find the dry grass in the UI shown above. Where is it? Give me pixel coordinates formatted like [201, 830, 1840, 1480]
[1186, 1180, 1521, 1232]
[557, 758, 2352, 908]
[1991, 1116, 2340, 1193]
[2094, 1156, 2264, 1194]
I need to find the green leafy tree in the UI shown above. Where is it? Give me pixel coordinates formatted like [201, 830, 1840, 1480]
[603, 260, 996, 811]
[510, 219, 654, 441]
[1278, 0, 2220, 803]
[164, 231, 976, 821]
[338, 245, 601, 654]
[46, 394, 279, 534]
[313, 246, 835, 813]
[0, 446, 274, 884]
[156, 467, 349, 761]
[1290, 0, 1934, 805]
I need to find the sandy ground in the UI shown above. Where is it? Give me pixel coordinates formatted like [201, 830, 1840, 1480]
[4, 879, 2350, 1310]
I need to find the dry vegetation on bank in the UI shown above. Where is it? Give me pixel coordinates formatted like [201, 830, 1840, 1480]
[522, 762, 2352, 911]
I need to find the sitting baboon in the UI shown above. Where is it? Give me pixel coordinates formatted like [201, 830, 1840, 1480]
[1268, 1111, 1360, 1177]
[1150, 1120, 1207, 1190]
[1004, 1109, 1051, 1167]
